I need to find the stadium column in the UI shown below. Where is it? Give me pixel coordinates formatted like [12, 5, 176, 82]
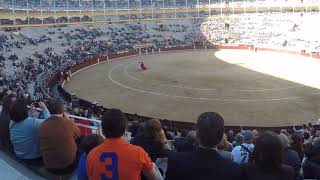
[104, 0, 107, 22]
[40, 0, 43, 24]
[79, 0, 81, 21]
[116, 0, 119, 19]
[128, 0, 130, 20]
[27, 0, 30, 24]
[162, 0, 165, 17]
[151, 0, 154, 19]
[185, 0, 188, 17]
[140, 0, 142, 19]
[209, 0, 211, 16]
[67, 0, 70, 24]
[54, 0, 57, 23]
[243, 0, 246, 13]
[232, 0, 234, 14]
[174, 0, 177, 18]
[91, 0, 95, 22]
[197, 0, 199, 18]
[220, 0, 222, 16]
[11, 0, 15, 25]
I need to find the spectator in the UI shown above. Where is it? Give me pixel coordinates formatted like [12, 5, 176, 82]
[232, 130, 254, 164]
[242, 131, 295, 180]
[39, 99, 81, 174]
[289, 133, 304, 162]
[217, 134, 233, 160]
[281, 129, 289, 136]
[173, 129, 188, 152]
[77, 134, 104, 180]
[0, 94, 16, 151]
[302, 137, 320, 179]
[303, 131, 312, 150]
[175, 130, 197, 152]
[227, 130, 235, 143]
[131, 119, 169, 162]
[9, 99, 50, 164]
[165, 112, 241, 180]
[278, 133, 302, 180]
[86, 109, 158, 180]
[232, 132, 243, 147]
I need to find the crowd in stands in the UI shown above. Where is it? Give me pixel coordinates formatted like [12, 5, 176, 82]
[2, 90, 320, 179]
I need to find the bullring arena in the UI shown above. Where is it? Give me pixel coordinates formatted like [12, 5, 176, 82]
[64, 48, 320, 127]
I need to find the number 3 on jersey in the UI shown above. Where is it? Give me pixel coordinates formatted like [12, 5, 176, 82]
[99, 152, 119, 180]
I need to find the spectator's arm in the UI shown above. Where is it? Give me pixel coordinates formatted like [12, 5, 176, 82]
[41, 108, 50, 119]
[38, 101, 50, 118]
[143, 167, 157, 180]
[140, 148, 157, 180]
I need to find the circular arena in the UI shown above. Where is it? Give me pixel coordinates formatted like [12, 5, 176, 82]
[64, 48, 320, 127]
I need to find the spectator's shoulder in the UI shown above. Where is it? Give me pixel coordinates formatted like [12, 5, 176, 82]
[281, 164, 295, 176]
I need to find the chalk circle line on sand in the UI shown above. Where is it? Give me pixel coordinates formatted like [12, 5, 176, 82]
[108, 61, 320, 103]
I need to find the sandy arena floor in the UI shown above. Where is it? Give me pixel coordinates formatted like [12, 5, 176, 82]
[64, 49, 320, 127]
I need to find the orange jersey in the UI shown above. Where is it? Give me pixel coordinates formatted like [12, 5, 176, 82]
[86, 138, 153, 180]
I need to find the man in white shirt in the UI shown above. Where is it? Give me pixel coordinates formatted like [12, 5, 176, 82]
[231, 130, 255, 164]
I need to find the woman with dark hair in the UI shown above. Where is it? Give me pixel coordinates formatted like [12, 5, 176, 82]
[290, 133, 304, 162]
[242, 131, 295, 180]
[9, 98, 50, 165]
[0, 94, 16, 151]
[131, 119, 169, 162]
[77, 134, 104, 180]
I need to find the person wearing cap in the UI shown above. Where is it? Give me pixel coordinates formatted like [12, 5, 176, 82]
[231, 130, 255, 164]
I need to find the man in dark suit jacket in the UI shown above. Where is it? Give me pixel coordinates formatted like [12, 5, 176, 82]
[165, 112, 241, 180]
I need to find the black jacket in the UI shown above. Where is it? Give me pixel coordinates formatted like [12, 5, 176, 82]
[303, 144, 320, 179]
[283, 146, 302, 180]
[165, 148, 241, 180]
[242, 164, 295, 180]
